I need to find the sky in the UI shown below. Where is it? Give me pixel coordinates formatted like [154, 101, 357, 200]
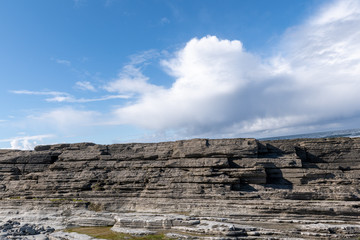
[1, 0, 360, 150]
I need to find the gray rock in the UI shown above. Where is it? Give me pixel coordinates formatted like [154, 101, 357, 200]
[1, 137, 360, 238]
[49, 231, 100, 240]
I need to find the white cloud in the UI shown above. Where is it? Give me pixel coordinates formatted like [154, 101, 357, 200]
[75, 81, 96, 91]
[104, 50, 163, 95]
[275, 0, 360, 117]
[11, 90, 67, 96]
[55, 59, 71, 66]
[46, 94, 130, 103]
[129, 50, 159, 65]
[160, 17, 170, 25]
[11, 90, 129, 103]
[104, 65, 163, 95]
[28, 107, 101, 131]
[7, 0, 360, 143]
[0, 134, 55, 150]
[113, 36, 266, 132]
[310, 0, 360, 25]
[110, 0, 360, 138]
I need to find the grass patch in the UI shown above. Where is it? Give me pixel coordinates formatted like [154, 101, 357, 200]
[48, 198, 88, 203]
[72, 199, 87, 202]
[9, 196, 21, 199]
[65, 226, 170, 240]
[49, 198, 68, 202]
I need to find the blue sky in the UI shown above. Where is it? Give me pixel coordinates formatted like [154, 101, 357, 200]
[1, 0, 360, 149]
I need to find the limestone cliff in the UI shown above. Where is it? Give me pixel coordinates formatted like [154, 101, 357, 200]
[1, 138, 360, 239]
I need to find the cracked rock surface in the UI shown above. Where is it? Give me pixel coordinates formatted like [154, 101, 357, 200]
[0, 220, 54, 240]
[1, 137, 360, 239]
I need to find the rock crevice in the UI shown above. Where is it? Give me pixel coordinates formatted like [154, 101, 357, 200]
[1, 137, 360, 239]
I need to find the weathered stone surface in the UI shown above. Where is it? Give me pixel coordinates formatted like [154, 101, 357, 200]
[0, 220, 55, 240]
[1, 137, 360, 239]
[111, 214, 251, 237]
[49, 231, 100, 240]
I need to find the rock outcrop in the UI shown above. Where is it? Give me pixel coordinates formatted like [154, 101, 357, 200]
[1, 137, 360, 239]
[0, 220, 54, 240]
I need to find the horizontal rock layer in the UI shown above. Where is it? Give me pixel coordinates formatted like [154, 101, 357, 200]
[1, 137, 360, 239]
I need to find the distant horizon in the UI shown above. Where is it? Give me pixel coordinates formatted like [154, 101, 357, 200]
[259, 127, 360, 140]
[1, 127, 359, 150]
[1, 0, 360, 149]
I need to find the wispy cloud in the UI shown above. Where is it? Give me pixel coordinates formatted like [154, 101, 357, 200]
[46, 94, 131, 103]
[0, 134, 55, 150]
[166, 1, 184, 22]
[11, 90, 67, 96]
[104, 50, 162, 95]
[104, 65, 163, 95]
[73, 0, 86, 7]
[55, 59, 71, 66]
[128, 49, 160, 65]
[105, 0, 114, 7]
[28, 107, 101, 130]
[11, 90, 129, 103]
[52, 57, 102, 84]
[160, 17, 170, 25]
[75, 81, 96, 91]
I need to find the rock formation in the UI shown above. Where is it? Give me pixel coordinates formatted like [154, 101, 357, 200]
[0, 220, 54, 240]
[0, 137, 360, 239]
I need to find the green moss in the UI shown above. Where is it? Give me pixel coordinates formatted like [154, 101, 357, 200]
[88, 202, 103, 212]
[72, 198, 86, 202]
[9, 196, 21, 199]
[65, 226, 171, 240]
[49, 198, 68, 202]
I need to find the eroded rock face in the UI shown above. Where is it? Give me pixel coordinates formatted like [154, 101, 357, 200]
[0, 220, 55, 240]
[1, 138, 360, 239]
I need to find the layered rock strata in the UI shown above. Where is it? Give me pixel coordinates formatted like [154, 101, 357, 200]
[0, 220, 54, 240]
[0, 137, 360, 239]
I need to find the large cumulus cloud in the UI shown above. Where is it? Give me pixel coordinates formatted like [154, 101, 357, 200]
[108, 0, 360, 138]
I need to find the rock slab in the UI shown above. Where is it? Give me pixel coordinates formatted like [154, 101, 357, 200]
[1, 137, 360, 239]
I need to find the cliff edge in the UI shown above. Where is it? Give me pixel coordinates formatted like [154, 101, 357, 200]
[1, 138, 360, 239]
